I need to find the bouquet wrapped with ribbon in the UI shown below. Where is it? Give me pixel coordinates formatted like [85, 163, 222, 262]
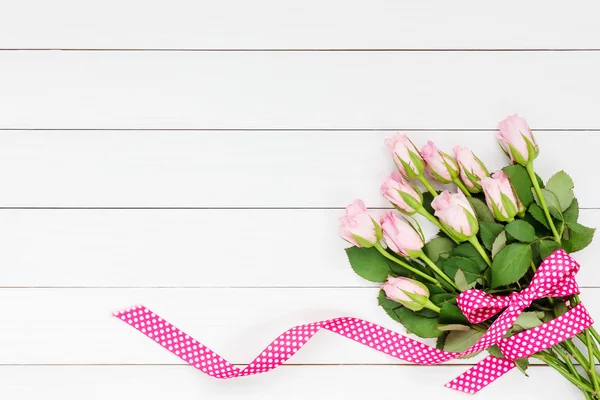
[115, 115, 597, 398]
[340, 115, 599, 398]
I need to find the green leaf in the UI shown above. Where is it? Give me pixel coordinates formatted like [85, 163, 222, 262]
[439, 256, 481, 284]
[563, 222, 596, 253]
[491, 243, 532, 288]
[503, 165, 534, 206]
[563, 198, 579, 223]
[436, 333, 448, 350]
[443, 329, 485, 353]
[513, 311, 544, 330]
[479, 222, 504, 250]
[528, 203, 550, 229]
[539, 240, 561, 260]
[424, 237, 456, 263]
[345, 247, 392, 282]
[378, 291, 442, 338]
[514, 358, 529, 377]
[487, 345, 504, 359]
[422, 191, 435, 216]
[505, 220, 537, 243]
[467, 197, 495, 223]
[439, 303, 470, 325]
[532, 188, 563, 220]
[454, 269, 470, 292]
[545, 171, 575, 212]
[430, 293, 456, 307]
[451, 243, 488, 271]
[491, 231, 507, 259]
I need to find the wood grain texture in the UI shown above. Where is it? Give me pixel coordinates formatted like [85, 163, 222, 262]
[0, 365, 581, 399]
[0, 131, 596, 207]
[1, 52, 600, 129]
[0, 0, 599, 50]
[1, 209, 598, 287]
[1, 287, 599, 365]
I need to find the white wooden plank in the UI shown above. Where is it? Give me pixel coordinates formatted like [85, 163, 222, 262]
[1, 52, 600, 129]
[2, 209, 599, 287]
[1, 288, 599, 365]
[0, 131, 596, 208]
[0, 1, 599, 50]
[0, 365, 582, 400]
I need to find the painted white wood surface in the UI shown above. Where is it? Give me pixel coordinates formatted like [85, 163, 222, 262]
[1, 52, 600, 129]
[0, 0, 599, 50]
[2, 1, 600, 399]
[0, 366, 581, 400]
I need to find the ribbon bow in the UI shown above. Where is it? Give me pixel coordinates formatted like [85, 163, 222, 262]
[115, 249, 593, 395]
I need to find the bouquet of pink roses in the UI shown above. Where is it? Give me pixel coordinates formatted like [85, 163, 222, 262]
[340, 115, 599, 398]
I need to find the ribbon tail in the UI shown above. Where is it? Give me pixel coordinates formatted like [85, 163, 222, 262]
[445, 356, 516, 394]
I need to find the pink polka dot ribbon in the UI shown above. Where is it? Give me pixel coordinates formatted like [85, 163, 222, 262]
[115, 249, 593, 394]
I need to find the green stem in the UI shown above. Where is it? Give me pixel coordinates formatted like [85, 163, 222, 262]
[533, 353, 596, 394]
[416, 174, 438, 197]
[373, 243, 439, 286]
[467, 236, 492, 267]
[585, 331, 600, 395]
[417, 207, 460, 245]
[423, 300, 441, 314]
[419, 252, 460, 291]
[525, 162, 561, 242]
[453, 178, 472, 197]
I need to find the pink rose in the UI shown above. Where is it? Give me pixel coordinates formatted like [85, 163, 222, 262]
[420, 140, 459, 183]
[339, 199, 379, 247]
[380, 212, 424, 257]
[384, 133, 425, 178]
[453, 146, 489, 192]
[380, 171, 422, 214]
[382, 275, 430, 311]
[497, 115, 539, 165]
[431, 190, 478, 241]
[479, 171, 521, 222]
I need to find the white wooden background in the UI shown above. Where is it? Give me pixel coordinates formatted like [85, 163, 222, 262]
[2, 1, 600, 398]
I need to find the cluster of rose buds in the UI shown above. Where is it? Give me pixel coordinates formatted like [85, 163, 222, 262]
[339, 114, 539, 307]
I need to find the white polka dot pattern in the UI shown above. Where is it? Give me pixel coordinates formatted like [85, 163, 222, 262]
[114, 249, 593, 394]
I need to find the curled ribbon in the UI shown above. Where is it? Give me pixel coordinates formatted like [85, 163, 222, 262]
[115, 249, 593, 394]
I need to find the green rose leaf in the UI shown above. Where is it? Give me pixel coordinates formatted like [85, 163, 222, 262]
[487, 345, 504, 359]
[479, 222, 504, 250]
[563, 222, 596, 253]
[527, 203, 550, 230]
[539, 240, 561, 261]
[439, 256, 481, 284]
[378, 291, 443, 338]
[467, 197, 495, 223]
[454, 269, 470, 292]
[545, 171, 574, 212]
[513, 311, 545, 330]
[491, 231, 507, 259]
[424, 237, 456, 263]
[439, 302, 470, 325]
[437, 324, 471, 332]
[515, 358, 530, 376]
[443, 329, 485, 353]
[532, 188, 563, 220]
[563, 198, 579, 223]
[422, 191, 435, 216]
[503, 164, 535, 206]
[505, 220, 537, 243]
[430, 293, 456, 307]
[451, 243, 488, 271]
[491, 243, 532, 288]
[345, 247, 392, 282]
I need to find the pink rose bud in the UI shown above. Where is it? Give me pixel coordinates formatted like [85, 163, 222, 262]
[339, 199, 380, 247]
[479, 171, 521, 222]
[384, 133, 425, 178]
[453, 146, 489, 193]
[382, 275, 430, 311]
[497, 115, 539, 165]
[431, 190, 479, 241]
[420, 140, 460, 184]
[380, 212, 424, 257]
[380, 171, 423, 214]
